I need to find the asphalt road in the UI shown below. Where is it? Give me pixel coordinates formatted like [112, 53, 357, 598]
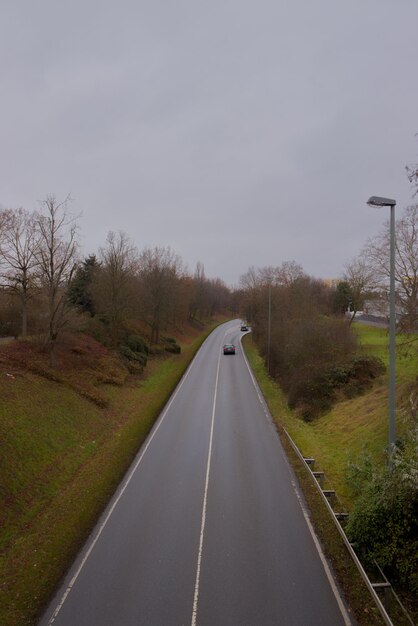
[39, 320, 351, 626]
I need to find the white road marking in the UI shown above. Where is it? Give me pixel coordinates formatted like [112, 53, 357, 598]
[190, 330, 225, 626]
[289, 477, 352, 626]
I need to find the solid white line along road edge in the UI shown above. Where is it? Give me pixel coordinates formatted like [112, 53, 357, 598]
[190, 328, 227, 626]
[46, 327, 226, 625]
[240, 339, 352, 626]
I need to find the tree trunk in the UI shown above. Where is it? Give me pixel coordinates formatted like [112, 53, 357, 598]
[49, 338, 57, 368]
[21, 307, 27, 337]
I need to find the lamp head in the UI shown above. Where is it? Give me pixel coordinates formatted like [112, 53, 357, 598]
[367, 195, 396, 207]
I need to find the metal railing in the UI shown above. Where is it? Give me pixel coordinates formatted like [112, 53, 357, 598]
[284, 428, 395, 626]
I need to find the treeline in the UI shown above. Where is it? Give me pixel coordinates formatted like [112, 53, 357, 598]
[0, 195, 233, 366]
[238, 262, 384, 420]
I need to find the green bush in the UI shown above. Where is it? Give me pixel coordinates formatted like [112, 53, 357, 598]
[125, 334, 149, 355]
[118, 345, 147, 367]
[346, 428, 418, 599]
[348, 356, 385, 385]
[161, 336, 181, 354]
[118, 335, 149, 370]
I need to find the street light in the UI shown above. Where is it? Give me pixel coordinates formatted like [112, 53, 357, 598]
[267, 283, 271, 375]
[367, 195, 396, 461]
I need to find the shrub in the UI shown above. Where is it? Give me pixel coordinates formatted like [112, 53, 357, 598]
[347, 427, 418, 599]
[165, 343, 181, 354]
[287, 355, 385, 421]
[162, 336, 177, 344]
[118, 336, 149, 369]
[118, 345, 147, 367]
[287, 362, 334, 420]
[248, 281, 384, 419]
[348, 355, 385, 382]
[83, 316, 112, 346]
[125, 334, 149, 355]
[161, 336, 181, 354]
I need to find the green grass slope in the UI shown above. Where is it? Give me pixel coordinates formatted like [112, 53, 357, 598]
[244, 323, 418, 507]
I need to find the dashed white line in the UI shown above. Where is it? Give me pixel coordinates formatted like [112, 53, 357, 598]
[190, 330, 225, 626]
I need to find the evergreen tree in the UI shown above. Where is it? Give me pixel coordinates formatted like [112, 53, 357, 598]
[68, 254, 99, 316]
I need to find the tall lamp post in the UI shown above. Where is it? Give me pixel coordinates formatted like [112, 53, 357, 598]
[267, 283, 271, 375]
[367, 195, 396, 461]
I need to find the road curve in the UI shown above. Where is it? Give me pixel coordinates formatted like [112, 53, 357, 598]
[39, 320, 351, 626]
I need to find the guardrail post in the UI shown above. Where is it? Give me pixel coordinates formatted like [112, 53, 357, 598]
[312, 471, 324, 487]
[304, 457, 315, 469]
[322, 489, 336, 507]
[372, 583, 392, 614]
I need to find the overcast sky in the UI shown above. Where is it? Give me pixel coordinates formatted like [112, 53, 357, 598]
[1, 1, 417, 286]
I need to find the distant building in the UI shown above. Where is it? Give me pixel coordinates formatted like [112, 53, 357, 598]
[363, 297, 403, 322]
[322, 278, 340, 288]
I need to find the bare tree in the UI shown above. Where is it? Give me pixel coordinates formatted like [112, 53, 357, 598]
[35, 195, 79, 366]
[274, 260, 305, 286]
[189, 262, 211, 321]
[406, 136, 418, 197]
[406, 164, 418, 195]
[364, 203, 418, 331]
[0, 208, 12, 249]
[239, 263, 355, 412]
[239, 261, 305, 323]
[241, 261, 305, 289]
[137, 246, 184, 344]
[206, 277, 231, 316]
[93, 231, 139, 345]
[343, 256, 375, 325]
[0, 208, 40, 336]
[239, 266, 260, 291]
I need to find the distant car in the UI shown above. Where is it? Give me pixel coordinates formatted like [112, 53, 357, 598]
[223, 343, 236, 355]
[240, 324, 248, 331]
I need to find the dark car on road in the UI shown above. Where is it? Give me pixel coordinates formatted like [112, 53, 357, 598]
[223, 343, 236, 355]
[240, 324, 248, 331]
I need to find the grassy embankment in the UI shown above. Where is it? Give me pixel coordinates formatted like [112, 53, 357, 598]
[244, 323, 418, 506]
[0, 319, 223, 626]
[242, 323, 418, 625]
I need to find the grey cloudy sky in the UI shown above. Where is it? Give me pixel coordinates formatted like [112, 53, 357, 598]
[1, 1, 418, 286]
